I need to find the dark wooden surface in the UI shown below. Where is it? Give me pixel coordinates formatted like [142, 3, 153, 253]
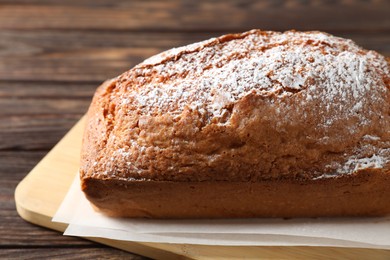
[1, 0, 389, 259]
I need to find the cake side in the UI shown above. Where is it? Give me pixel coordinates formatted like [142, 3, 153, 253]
[81, 168, 390, 218]
[80, 30, 390, 183]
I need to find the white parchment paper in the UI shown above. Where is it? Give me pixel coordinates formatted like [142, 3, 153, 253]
[53, 176, 390, 248]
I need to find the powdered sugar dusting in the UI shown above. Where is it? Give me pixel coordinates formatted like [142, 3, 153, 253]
[345, 153, 386, 172]
[316, 148, 389, 179]
[120, 30, 388, 125]
[106, 30, 389, 180]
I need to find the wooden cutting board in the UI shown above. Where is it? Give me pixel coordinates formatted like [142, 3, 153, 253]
[14, 116, 390, 259]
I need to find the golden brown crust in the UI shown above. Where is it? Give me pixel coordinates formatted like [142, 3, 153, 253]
[82, 169, 390, 218]
[80, 30, 390, 218]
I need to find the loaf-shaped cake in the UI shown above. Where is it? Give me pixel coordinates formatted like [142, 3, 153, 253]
[80, 30, 390, 218]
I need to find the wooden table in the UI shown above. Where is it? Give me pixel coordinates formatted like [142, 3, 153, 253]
[1, 1, 389, 259]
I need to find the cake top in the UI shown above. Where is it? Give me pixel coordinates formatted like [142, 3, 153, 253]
[81, 30, 389, 182]
[118, 30, 388, 124]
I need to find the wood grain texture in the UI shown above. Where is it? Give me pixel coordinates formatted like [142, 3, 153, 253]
[0, 116, 82, 150]
[2, 0, 389, 258]
[0, 151, 91, 247]
[0, 81, 97, 98]
[0, 248, 146, 259]
[0, 81, 94, 150]
[0, 0, 388, 31]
